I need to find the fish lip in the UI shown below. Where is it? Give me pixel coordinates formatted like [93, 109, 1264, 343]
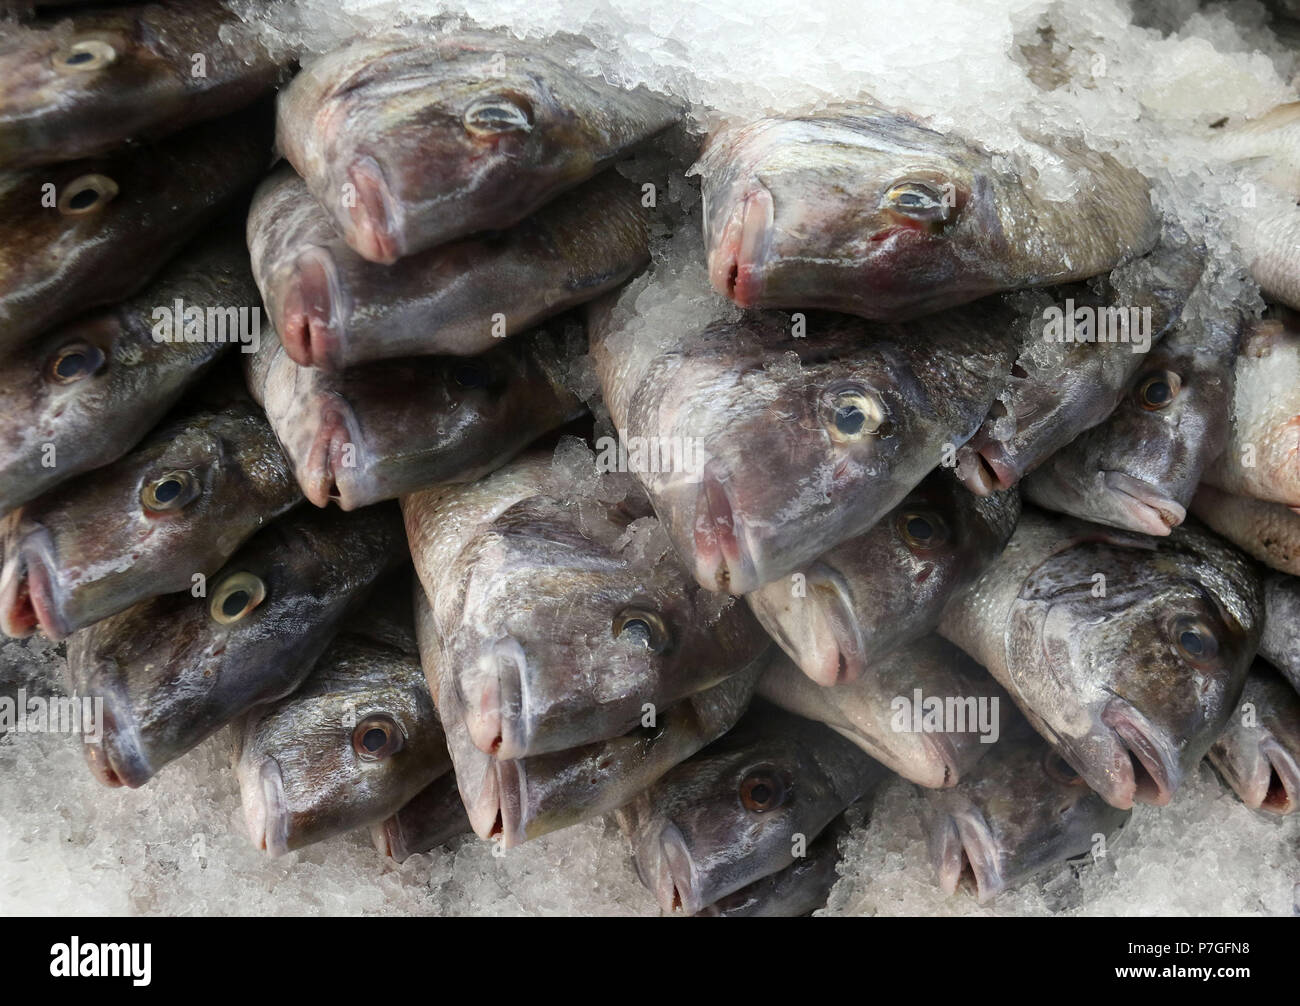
[346, 155, 402, 264]
[0, 528, 69, 641]
[801, 562, 867, 686]
[304, 402, 361, 509]
[708, 184, 773, 307]
[279, 247, 344, 371]
[369, 818, 399, 860]
[655, 823, 703, 915]
[692, 468, 757, 594]
[1101, 699, 1179, 807]
[972, 440, 1022, 493]
[920, 730, 965, 789]
[1100, 471, 1186, 536]
[941, 809, 1005, 903]
[1256, 736, 1300, 816]
[244, 757, 291, 857]
[493, 758, 526, 849]
[465, 636, 527, 759]
[80, 686, 153, 789]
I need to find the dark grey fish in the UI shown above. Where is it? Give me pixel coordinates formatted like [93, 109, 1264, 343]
[0, 227, 257, 515]
[919, 716, 1131, 903]
[64, 504, 407, 788]
[1208, 660, 1300, 816]
[370, 774, 472, 863]
[1261, 572, 1300, 693]
[614, 701, 887, 915]
[0, 0, 288, 169]
[0, 108, 271, 355]
[276, 28, 679, 262]
[247, 163, 649, 370]
[0, 393, 302, 640]
[1022, 312, 1238, 534]
[746, 468, 1019, 684]
[940, 510, 1263, 809]
[696, 107, 1158, 318]
[245, 314, 585, 509]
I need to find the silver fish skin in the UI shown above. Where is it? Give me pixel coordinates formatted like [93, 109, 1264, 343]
[415, 584, 761, 847]
[1021, 312, 1239, 535]
[0, 108, 271, 355]
[1202, 313, 1300, 509]
[370, 773, 472, 863]
[0, 0, 288, 170]
[403, 452, 769, 760]
[64, 504, 407, 788]
[592, 293, 1032, 595]
[939, 509, 1262, 809]
[0, 394, 302, 640]
[245, 313, 585, 509]
[746, 468, 1020, 685]
[615, 700, 887, 915]
[756, 640, 1008, 789]
[956, 234, 1206, 494]
[247, 163, 649, 370]
[1260, 572, 1300, 693]
[276, 28, 680, 263]
[0, 228, 256, 515]
[696, 108, 1158, 318]
[919, 716, 1131, 903]
[235, 600, 451, 857]
[1191, 485, 1300, 576]
[1207, 660, 1300, 816]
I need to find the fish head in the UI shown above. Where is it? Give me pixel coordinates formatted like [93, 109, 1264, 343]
[1007, 527, 1260, 809]
[699, 113, 1000, 317]
[441, 495, 765, 758]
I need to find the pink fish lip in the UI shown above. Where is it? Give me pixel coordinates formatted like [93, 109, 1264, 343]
[303, 403, 360, 509]
[801, 562, 867, 686]
[708, 184, 773, 308]
[346, 156, 402, 264]
[934, 808, 1004, 903]
[959, 438, 1022, 496]
[464, 636, 526, 760]
[692, 469, 754, 594]
[80, 690, 153, 789]
[278, 247, 344, 371]
[1101, 471, 1186, 536]
[1255, 736, 1300, 816]
[244, 757, 291, 857]
[1101, 699, 1178, 808]
[0, 530, 69, 641]
[492, 758, 527, 850]
[655, 822, 702, 915]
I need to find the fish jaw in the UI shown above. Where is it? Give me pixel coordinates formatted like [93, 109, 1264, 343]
[691, 469, 759, 594]
[1097, 699, 1179, 808]
[652, 822, 703, 915]
[79, 687, 154, 789]
[746, 562, 866, 686]
[344, 155, 404, 264]
[956, 438, 1023, 495]
[277, 247, 345, 371]
[0, 527, 70, 640]
[707, 183, 774, 307]
[1099, 471, 1186, 536]
[1256, 737, 1300, 816]
[300, 402, 365, 509]
[462, 636, 527, 759]
[240, 756, 292, 858]
[938, 809, 1006, 904]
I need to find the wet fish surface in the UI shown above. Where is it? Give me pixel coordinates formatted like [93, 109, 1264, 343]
[1207, 660, 1300, 816]
[1261, 572, 1300, 693]
[1191, 485, 1300, 576]
[370, 773, 472, 862]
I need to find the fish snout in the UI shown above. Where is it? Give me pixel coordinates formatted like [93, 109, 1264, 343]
[303, 403, 360, 509]
[0, 528, 69, 640]
[655, 822, 702, 915]
[345, 156, 402, 264]
[79, 689, 153, 789]
[692, 467, 757, 594]
[1101, 471, 1186, 535]
[464, 636, 527, 759]
[933, 809, 1005, 903]
[707, 183, 774, 307]
[1101, 699, 1180, 808]
[241, 757, 291, 857]
[278, 247, 344, 371]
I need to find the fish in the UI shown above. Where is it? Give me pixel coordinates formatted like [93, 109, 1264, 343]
[745, 468, 1020, 684]
[370, 774, 472, 863]
[956, 235, 1206, 493]
[614, 700, 887, 915]
[692, 815, 846, 917]
[0, 227, 257, 516]
[1191, 485, 1300, 576]
[1261, 572, 1300, 693]
[592, 291, 1031, 594]
[1207, 660, 1300, 816]
[0, 0, 288, 170]
[403, 452, 770, 758]
[64, 504, 407, 788]
[1202, 313, 1300, 509]
[755, 640, 1007, 789]
[919, 716, 1131, 903]
[939, 509, 1263, 809]
[0, 108, 271, 355]
[0, 392, 302, 640]
[234, 601, 452, 857]
[276, 28, 680, 263]
[416, 584, 762, 847]
[695, 107, 1159, 318]
[1022, 312, 1239, 534]
[245, 312, 586, 509]
[247, 163, 650, 371]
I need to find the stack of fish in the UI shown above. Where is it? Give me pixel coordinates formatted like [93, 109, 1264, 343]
[1, 1, 1298, 917]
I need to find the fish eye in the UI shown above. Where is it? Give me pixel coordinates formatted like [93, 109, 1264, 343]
[463, 94, 534, 136]
[897, 509, 947, 549]
[140, 469, 200, 513]
[1137, 370, 1181, 411]
[820, 386, 889, 443]
[53, 38, 117, 73]
[883, 179, 953, 225]
[209, 572, 266, 624]
[353, 715, 404, 761]
[57, 174, 119, 216]
[1169, 614, 1219, 663]
[612, 607, 671, 654]
[1042, 749, 1085, 787]
[739, 766, 788, 813]
[453, 362, 488, 388]
[46, 342, 106, 384]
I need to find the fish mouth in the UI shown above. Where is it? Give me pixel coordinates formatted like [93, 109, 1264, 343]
[303, 402, 362, 509]
[79, 689, 153, 789]
[0, 529, 69, 641]
[346, 156, 402, 264]
[708, 184, 773, 307]
[1100, 699, 1179, 808]
[692, 469, 757, 594]
[957, 440, 1021, 496]
[920, 731, 967, 789]
[464, 636, 527, 759]
[242, 757, 291, 857]
[768, 562, 865, 686]
[933, 808, 1005, 903]
[654, 822, 703, 915]
[1234, 736, 1300, 816]
[493, 758, 529, 850]
[1100, 471, 1186, 536]
[279, 247, 344, 371]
